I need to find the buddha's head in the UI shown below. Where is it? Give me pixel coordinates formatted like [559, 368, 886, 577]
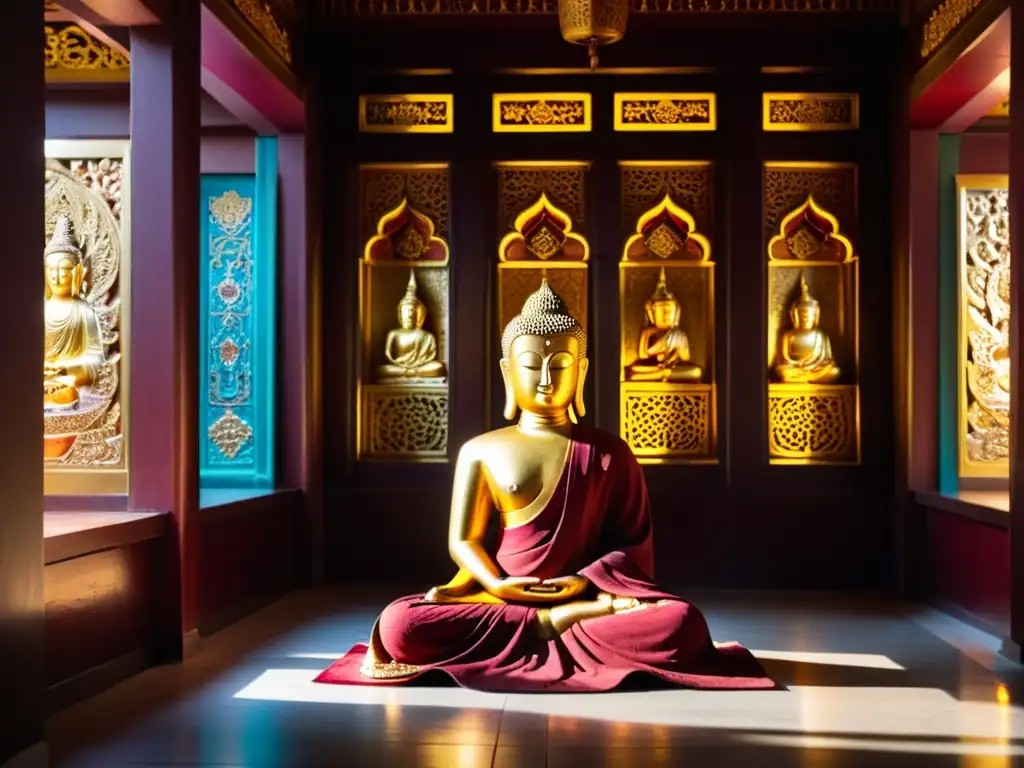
[645, 268, 681, 330]
[44, 215, 85, 299]
[790, 275, 821, 331]
[500, 278, 588, 423]
[397, 270, 427, 330]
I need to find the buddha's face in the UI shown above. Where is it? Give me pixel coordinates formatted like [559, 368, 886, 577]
[505, 334, 581, 417]
[648, 299, 681, 330]
[792, 303, 820, 330]
[45, 252, 81, 298]
[398, 300, 425, 330]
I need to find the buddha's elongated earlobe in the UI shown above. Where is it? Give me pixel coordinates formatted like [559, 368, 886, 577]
[500, 358, 518, 421]
[573, 358, 589, 420]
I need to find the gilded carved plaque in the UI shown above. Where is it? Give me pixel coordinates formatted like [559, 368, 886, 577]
[493, 94, 592, 133]
[614, 94, 716, 132]
[44, 147, 128, 493]
[957, 175, 1010, 478]
[44, 24, 129, 83]
[762, 93, 860, 132]
[359, 95, 454, 133]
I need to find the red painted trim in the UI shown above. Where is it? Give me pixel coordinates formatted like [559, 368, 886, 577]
[200, 6, 305, 134]
[911, 9, 1010, 128]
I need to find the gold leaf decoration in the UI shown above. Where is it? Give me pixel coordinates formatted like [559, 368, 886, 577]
[921, 0, 985, 57]
[764, 94, 859, 132]
[615, 95, 716, 131]
[494, 94, 591, 132]
[360, 95, 454, 133]
[44, 24, 129, 81]
[232, 0, 293, 64]
[209, 409, 254, 460]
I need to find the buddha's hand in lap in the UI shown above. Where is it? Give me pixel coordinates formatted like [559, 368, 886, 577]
[537, 575, 589, 600]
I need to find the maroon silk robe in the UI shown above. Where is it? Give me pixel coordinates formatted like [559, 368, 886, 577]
[316, 426, 774, 692]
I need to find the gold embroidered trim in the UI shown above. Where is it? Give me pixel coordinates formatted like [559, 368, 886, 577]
[359, 659, 421, 680]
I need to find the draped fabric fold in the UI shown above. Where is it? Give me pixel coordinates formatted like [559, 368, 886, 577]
[315, 426, 774, 693]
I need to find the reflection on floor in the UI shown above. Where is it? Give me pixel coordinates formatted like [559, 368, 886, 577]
[48, 588, 1024, 767]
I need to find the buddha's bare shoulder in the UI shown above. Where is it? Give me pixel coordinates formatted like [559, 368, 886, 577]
[456, 427, 521, 462]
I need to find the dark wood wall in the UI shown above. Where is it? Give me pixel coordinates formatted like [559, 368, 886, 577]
[318, 16, 902, 590]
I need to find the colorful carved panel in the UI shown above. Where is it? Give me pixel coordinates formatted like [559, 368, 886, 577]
[619, 180, 716, 463]
[614, 94, 716, 132]
[199, 147, 278, 486]
[765, 173, 860, 465]
[359, 164, 450, 462]
[497, 162, 587, 234]
[762, 93, 860, 132]
[957, 175, 1009, 478]
[492, 94, 592, 133]
[44, 24, 129, 83]
[359, 95, 454, 134]
[44, 141, 129, 495]
[763, 161, 858, 244]
[498, 183, 590, 341]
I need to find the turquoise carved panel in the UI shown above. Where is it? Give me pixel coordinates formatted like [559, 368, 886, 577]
[199, 138, 278, 488]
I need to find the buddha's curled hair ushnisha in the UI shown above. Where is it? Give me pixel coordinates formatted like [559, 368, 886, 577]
[501, 278, 587, 359]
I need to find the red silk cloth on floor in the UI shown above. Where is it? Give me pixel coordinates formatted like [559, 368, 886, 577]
[316, 426, 774, 693]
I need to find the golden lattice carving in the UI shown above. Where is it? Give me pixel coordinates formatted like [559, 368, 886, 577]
[621, 164, 713, 241]
[958, 177, 1010, 475]
[325, 0, 894, 13]
[44, 24, 129, 82]
[921, 0, 984, 57]
[763, 94, 860, 132]
[498, 166, 586, 232]
[493, 94, 591, 132]
[768, 384, 858, 463]
[622, 384, 713, 460]
[361, 384, 449, 459]
[232, 0, 293, 63]
[360, 95, 454, 133]
[764, 163, 857, 243]
[209, 409, 254, 460]
[361, 165, 449, 242]
[615, 94, 716, 131]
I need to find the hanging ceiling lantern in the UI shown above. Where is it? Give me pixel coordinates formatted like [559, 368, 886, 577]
[558, 0, 629, 70]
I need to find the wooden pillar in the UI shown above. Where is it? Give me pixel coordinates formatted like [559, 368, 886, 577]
[1008, 0, 1024, 654]
[129, 0, 201, 645]
[279, 134, 324, 585]
[0, 2, 45, 763]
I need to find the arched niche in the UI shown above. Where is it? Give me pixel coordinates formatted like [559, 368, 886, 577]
[767, 195, 860, 465]
[359, 197, 450, 462]
[619, 194, 716, 463]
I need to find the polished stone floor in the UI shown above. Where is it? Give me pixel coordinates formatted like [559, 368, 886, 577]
[48, 587, 1024, 767]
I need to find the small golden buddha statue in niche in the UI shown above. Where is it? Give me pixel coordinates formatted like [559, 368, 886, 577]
[773, 275, 841, 384]
[377, 270, 446, 383]
[627, 268, 703, 383]
[44, 215, 105, 410]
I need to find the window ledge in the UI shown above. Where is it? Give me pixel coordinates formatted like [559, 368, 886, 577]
[44, 510, 170, 565]
[914, 490, 1010, 529]
[199, 487, 287, 510]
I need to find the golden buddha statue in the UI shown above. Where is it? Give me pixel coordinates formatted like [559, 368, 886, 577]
[44, 215, 105, 410]
[773, 276, 841, 384]
[376, 270, 446, 383]
[628, 268, 703, 383]
[315, 279, 773, 693]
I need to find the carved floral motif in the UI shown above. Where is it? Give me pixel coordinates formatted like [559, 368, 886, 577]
[361, 97, 453, 132]
[961, 186, 1010, 466]
[494, 96, 591, 131]
[205, 189, 256, 464]
[232, 0, 293, 63]
[764, 94, 859, 131]
[921, 0, 984, 58]
[44, 24, 129, 77]
[616, 96, 715, 130]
